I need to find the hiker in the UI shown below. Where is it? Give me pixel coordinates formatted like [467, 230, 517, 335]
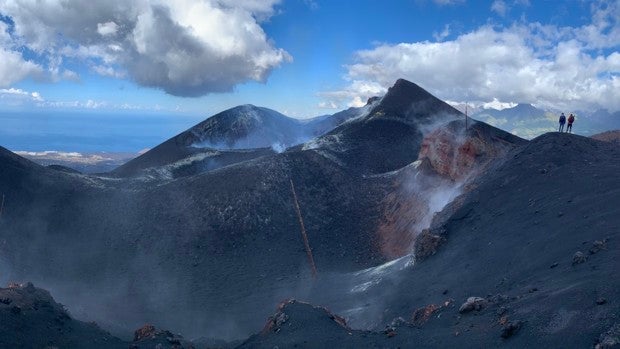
[558, 113, 566, 132]
[567, 113, 575, 133]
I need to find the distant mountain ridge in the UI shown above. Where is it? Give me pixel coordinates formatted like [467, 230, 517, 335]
[473, 103, 620, 138]
[112, 103, 374, 177]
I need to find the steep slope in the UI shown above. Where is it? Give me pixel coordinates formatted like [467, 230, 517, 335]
[302, 79, 463, 174]
[112, 105, 296, 176]
[113, 104, 369, 177]
[247, 133, 620, 348]
[377, 119, 526, 258]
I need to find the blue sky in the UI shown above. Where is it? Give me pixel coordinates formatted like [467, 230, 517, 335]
[0, 0, 618, 151]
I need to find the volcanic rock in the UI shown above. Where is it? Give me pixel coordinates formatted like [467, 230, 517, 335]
[0, 282, 125, 349]
[596, 323, 620, 349]
[501, 320, 522, 338]
[590, 239, 608, 254]
[131, 324, 194, 349]
[458, 297, 487, 313]
[572, 251, 587, 265]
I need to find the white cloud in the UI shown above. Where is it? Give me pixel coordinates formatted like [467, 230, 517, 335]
[92, 65, 126, 78]
[491, 0, 508, 17]
[433, 0, 465, 5]
[482, 98, 517, 110]
[0, 48, 43, 87]
[0, 0, 291, 96]
[326, 1, 620, 112]
[97, 21, 119, 36]
[433, 24, 451, 42]
[0, 87, 44, 104]
[319, 80, 386, 109]
[0, 22, 44, 87]
[30, 91, 43, 101]
[318, 101, 338, 109]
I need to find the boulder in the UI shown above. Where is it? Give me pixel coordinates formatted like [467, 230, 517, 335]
[458, 297, 487, 313]
[572, 251, 587, 265]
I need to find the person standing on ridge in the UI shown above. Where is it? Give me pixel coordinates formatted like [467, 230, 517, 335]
[567, 113, 575, 133]
[558, 113, 566, 132]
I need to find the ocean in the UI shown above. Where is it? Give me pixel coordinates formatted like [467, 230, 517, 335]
[0, 110, 200, 152]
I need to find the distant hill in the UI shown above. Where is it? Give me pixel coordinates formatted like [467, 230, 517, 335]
[591, 129, 620, 144]
[473, 104, 620, 138]
[472, 103, 554, 139]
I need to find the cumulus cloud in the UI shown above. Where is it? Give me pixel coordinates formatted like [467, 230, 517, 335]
[0, 21, 44, 87]
[0, 0, 291, 96]
[0, 87, 44, 105]
[319, 80, 386, 109]
[483, 98, 517, 110]
[97, 21, 119, 36]
[325, 1, 620, 112]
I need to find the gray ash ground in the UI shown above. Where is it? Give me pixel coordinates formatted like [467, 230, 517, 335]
[0, 79, 619, 348]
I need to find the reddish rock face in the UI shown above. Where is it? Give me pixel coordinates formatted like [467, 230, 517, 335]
[377, 121, 525, 259]
[420, 127, 486, 181]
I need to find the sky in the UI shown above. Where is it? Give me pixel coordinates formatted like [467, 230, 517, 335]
[0, 0, 619, 152]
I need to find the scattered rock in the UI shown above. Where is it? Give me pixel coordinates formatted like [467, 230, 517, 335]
[383, 318, 406, 338]
[134, 324, 158, 342]
[590, 239, 608, 254]
[412, 304, 440, 326]
[489, 294, 511, 303]
[497, 307, 508, 316]
[501, 320, 522, 338]
[274, 312, 289, 328]
[572, 251, 587, 265]
[459, 297, 487, 313]
[414, 229, 446, 261]
[596, 297, 607, 305]
[0, 297, 11, 305]
[132, 324, 191, 348]
[383, 326, 398, 338]
[595, 323, 620, 349]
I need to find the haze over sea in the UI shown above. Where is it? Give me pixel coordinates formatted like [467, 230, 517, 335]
[1, 111, 198, 152]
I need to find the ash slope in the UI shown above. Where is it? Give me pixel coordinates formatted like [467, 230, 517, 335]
[112, 104, 370, 177]
[245, 132, 620, 348]
[0, 79, 528, 343]
[301, 79, 462, 175]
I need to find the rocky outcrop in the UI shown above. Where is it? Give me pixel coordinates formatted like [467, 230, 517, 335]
[377, 119, 525, 260]
[459, 297, 488, 313]
[131, 324, 194, 349]
[418, 120, 525, 181]
[0, 282, 125, 349]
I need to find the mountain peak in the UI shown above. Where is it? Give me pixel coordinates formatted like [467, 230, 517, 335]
[372, 79, 461, 121]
